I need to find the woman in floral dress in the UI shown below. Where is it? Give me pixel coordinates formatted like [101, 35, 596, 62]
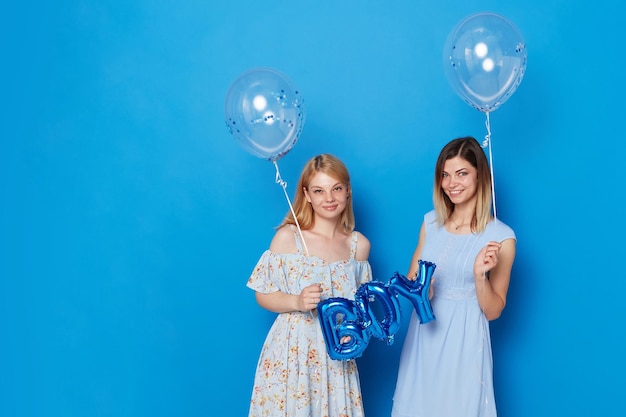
[247, 154, 372, 417]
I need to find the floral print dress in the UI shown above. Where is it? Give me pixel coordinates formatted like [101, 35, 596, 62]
[247, 226, 372, 417]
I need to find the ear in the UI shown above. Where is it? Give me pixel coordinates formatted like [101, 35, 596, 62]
[303, 186, 311, 203]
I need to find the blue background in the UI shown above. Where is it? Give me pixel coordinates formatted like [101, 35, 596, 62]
[2, 1, 623, 416]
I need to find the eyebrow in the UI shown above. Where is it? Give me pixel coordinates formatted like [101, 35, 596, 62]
[443, 168, 469, 174]
[309, 183, 343, 189]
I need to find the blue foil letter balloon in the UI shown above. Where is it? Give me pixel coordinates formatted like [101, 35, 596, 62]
[355, 281, 402, 344]
[317, 298, 370, 361]
[388, 261, 436, 324]
[318, 260, 436, 360]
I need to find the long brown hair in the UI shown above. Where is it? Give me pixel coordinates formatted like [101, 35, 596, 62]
[279, 154, 354, 232]
[433, 136, 493, 233]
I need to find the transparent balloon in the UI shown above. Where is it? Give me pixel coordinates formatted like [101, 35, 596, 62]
[443, 12, 528, 112]
[224, 67, 306, 161]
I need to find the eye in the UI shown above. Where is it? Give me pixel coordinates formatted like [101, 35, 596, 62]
[442, 172, 449, 178]
[333, 185, 344, 192]
[313, 189, 323, 193]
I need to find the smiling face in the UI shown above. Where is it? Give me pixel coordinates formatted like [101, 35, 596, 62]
[441, 156, 478, 206]
[303, 172, 349, 222]
[432, 137, 493, 232]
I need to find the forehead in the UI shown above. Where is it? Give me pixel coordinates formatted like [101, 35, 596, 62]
[442, 156, 474, 172]
[308, 171, 342, 187]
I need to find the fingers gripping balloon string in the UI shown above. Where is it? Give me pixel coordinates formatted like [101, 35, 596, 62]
[273, 161, 310, 256]
[482, 112, 498, 222]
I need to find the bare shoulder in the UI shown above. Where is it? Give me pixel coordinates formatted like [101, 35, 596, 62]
[269, 226, 298, 254]
[354, 231, 371, 261]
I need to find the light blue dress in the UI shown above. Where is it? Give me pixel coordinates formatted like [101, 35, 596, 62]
[392, 210, 516, 417]
[247, 226, 372, 417]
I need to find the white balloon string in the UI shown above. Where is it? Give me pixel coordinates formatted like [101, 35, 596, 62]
[273, 161, 309, 256]
[273, 163, 319, 380]
[481, 113, 496, 417]
[483, 112, 497, 222]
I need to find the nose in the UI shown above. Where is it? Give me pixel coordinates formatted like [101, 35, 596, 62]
[448, 175, 459, 187]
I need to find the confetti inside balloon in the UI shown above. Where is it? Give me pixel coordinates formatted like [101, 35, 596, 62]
[443, 12, 528, 112]
[224, 67, 305, 161]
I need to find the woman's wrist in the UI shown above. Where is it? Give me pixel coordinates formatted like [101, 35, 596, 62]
[474, 270, 490, 281]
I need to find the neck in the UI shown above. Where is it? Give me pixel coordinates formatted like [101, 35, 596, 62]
[450, 207, 474, 230]
[450, 217, 471, 230]
[311, 217, 343, 239]
[451, 214, 472, 224]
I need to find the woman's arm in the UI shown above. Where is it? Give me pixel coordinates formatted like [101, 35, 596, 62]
[474, 238, 516, 320]
[354, 231, 371, 261]
[407, 222, 427, 279]
[255, 284, 322, 313]
[255, 226, 322, 313]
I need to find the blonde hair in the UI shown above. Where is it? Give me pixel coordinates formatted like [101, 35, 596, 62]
[279, 154, 354, 232]
[433, 136, 493, 233]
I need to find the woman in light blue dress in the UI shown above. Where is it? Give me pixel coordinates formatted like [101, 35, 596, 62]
[247, 154, 372, 417]
[392, 137, 517, 417]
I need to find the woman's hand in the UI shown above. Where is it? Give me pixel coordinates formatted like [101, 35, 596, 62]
[409, 272, 435, 299]
[298, 283, 322, 312]
[474, 241, 502, 278]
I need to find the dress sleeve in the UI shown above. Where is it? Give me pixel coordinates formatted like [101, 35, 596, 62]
[492, 219, 517, 242]
[246, 250, 289, 294]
